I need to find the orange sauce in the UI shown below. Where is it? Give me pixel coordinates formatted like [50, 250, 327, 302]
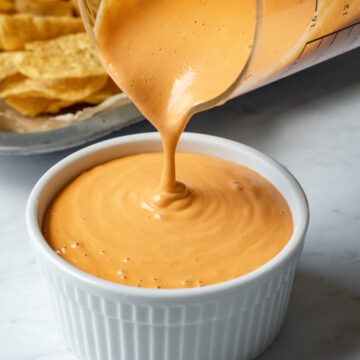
[43, 0, 295, 288]
[43, 153, 293, 288]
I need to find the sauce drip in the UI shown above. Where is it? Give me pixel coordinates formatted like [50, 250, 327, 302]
[43, 0, 294, 288]
[95, 0, 255, 206]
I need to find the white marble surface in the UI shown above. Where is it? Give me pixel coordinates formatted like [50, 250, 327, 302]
[1, 49, 360, 360]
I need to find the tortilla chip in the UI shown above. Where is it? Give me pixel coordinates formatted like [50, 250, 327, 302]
[0, 0, 14, 13]
[71, 0, 79, 15]
[0, 52, 18, 81]
[5, 96, 74, 116]
[85, 78, 120, 104]
[0, 14, 83, 50]
[20, 0, 67, 3]
[13, 33, 107, 79]
[14, 0, 74, 16]
[0, 73, 108, 101]
[24, 31, 89, 52]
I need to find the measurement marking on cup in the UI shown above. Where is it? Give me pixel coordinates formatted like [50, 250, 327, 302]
[311, 0, 319, 28]
[329, 32, 338, 46]
[297, 20, 360, 60]
[283, 20, 360, 76]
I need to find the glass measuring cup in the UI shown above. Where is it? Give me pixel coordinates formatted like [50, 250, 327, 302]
[231, 0, 360, 99]
[79, 0, 263, 117]
[79, 0, 360, 113]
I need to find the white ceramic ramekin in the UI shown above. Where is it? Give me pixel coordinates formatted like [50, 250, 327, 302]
[26, 132, 309, 360]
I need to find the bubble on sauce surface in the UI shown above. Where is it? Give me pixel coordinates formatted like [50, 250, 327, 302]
[43, 153, 294, 289]
[231, 179, 243, 190]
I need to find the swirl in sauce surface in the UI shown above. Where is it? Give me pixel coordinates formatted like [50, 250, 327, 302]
[43, 153, 293, 289]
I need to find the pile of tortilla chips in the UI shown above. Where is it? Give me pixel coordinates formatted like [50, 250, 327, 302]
[0, 0, 121, 125]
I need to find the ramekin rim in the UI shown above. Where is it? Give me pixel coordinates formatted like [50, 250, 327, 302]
[26, 132, 309, 299]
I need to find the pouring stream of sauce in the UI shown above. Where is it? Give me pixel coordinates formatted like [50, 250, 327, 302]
[95, 0, 255, 207]
[43, 0, 294, 288]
